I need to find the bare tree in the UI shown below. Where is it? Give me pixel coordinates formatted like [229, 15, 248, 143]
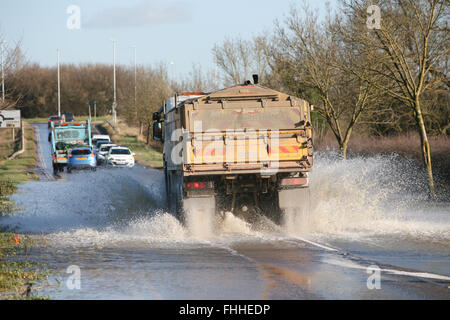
[339, 0, 449, 196]
[212, 36, 271, 86]
[175, 63, 221, 93]
[272, 4, 378, 158]
[0, 36, 27, 109]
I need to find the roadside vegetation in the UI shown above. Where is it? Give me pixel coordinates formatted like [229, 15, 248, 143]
[0, 123, 38, 213]
[0, 123, 49, 299]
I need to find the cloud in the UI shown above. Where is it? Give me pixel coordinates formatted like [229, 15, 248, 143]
[84, 1, 191, 29]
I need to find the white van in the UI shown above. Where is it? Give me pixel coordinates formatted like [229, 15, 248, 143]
[92, 134, 111, 145]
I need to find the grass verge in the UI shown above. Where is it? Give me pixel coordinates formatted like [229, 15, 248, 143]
[0, 233, 50, 300]
[100, 120, 163, 169]
[0, 122, 49, 299]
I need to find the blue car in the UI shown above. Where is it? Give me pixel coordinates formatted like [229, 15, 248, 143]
[67, 147, 97, 173]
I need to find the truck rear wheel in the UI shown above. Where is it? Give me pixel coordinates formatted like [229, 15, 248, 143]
[278, 187, 311, 235]
[181, 196, 216, 238]
[53, 163, 60, 175]
[164, 166, 170, 209]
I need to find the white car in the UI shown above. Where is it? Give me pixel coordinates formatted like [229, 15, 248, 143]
[92, 134, 111, 145]
[106, 146, 135, 167]
[96, 143, 117, 164]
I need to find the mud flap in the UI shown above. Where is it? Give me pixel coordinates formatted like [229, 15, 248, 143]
[278, 188, 311, 235]
[182, 196, 216, 238]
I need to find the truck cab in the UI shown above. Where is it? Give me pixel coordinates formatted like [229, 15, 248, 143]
[50, 121, 92, 174]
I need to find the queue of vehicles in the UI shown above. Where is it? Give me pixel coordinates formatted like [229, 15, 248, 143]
[48, 116, 135, 174]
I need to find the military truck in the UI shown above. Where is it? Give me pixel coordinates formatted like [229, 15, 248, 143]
[153, 81, 313, 227]
[50, 120, 92, 174]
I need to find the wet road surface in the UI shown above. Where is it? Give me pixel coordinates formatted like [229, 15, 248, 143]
[1, 124, 449, 299]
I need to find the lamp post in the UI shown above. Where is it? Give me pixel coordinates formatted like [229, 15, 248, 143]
[170, 61, 175, 82]
[132, 45, 137, 120]
[111, 39, 117, 123]
[89, 100, 96, 123]
[1, 40, 6, 103]
[57, 49, 61, 117]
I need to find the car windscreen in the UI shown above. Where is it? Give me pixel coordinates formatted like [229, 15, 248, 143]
[50, 116, 61, 120]
[110, 149, 131, 155]
[96, 140, 111, 147]
[100, 145, 114, 152]
[55, 128, 87, 142]
[71, 149, 91, 155]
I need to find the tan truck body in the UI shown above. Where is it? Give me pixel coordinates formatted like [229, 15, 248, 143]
[155, 84, 313, 220]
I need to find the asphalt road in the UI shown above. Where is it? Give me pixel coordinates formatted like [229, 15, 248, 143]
[1, 123, 449, 299]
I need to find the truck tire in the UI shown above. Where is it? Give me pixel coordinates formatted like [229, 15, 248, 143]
[181, 196, 216, 237]
[278, 187, 311, 234]
[164, 165, 170, 209]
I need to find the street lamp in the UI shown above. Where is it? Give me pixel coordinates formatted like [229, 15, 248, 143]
[57, 49, 61, 117]
[131, 45, 137, 119]
[89, 100, 96, 123]
[170, 61, 175, 81]
[1, 40, 6, 103]
[111, 39, 117, 123]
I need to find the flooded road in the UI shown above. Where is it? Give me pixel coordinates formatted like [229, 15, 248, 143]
[1, 124, 449, 299]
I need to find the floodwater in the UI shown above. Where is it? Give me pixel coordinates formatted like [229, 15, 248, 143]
[1, 124, 449, 299]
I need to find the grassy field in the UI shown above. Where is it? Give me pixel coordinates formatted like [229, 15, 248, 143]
[25, 115, 112, 123]
[100, 120, 163, 169]
[0, 122, 48, 299]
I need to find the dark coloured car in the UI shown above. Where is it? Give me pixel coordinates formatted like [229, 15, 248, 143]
[62, 112, 75, 122]
[48, 115, 62, 128]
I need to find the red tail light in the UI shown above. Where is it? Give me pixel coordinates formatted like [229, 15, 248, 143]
[186, 181, 211, 189]
[280, 177, 308, 186]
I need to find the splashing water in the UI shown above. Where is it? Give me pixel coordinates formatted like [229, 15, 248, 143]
[304, 152, 450, 239]
[1, 152, 448, 248]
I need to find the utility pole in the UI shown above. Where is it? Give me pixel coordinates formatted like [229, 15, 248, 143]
[57, 49, 61, 117]
[132, 45, 137, 120]
[1, 40, 6, 103]
[111, 39, 117, 124]
[170, 61, 175, 82]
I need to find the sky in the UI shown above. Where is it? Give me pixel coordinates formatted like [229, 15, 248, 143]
[0, 0, 338, 79]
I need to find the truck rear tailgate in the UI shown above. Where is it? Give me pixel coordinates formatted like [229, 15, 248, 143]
[185, 130, 310, 166]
